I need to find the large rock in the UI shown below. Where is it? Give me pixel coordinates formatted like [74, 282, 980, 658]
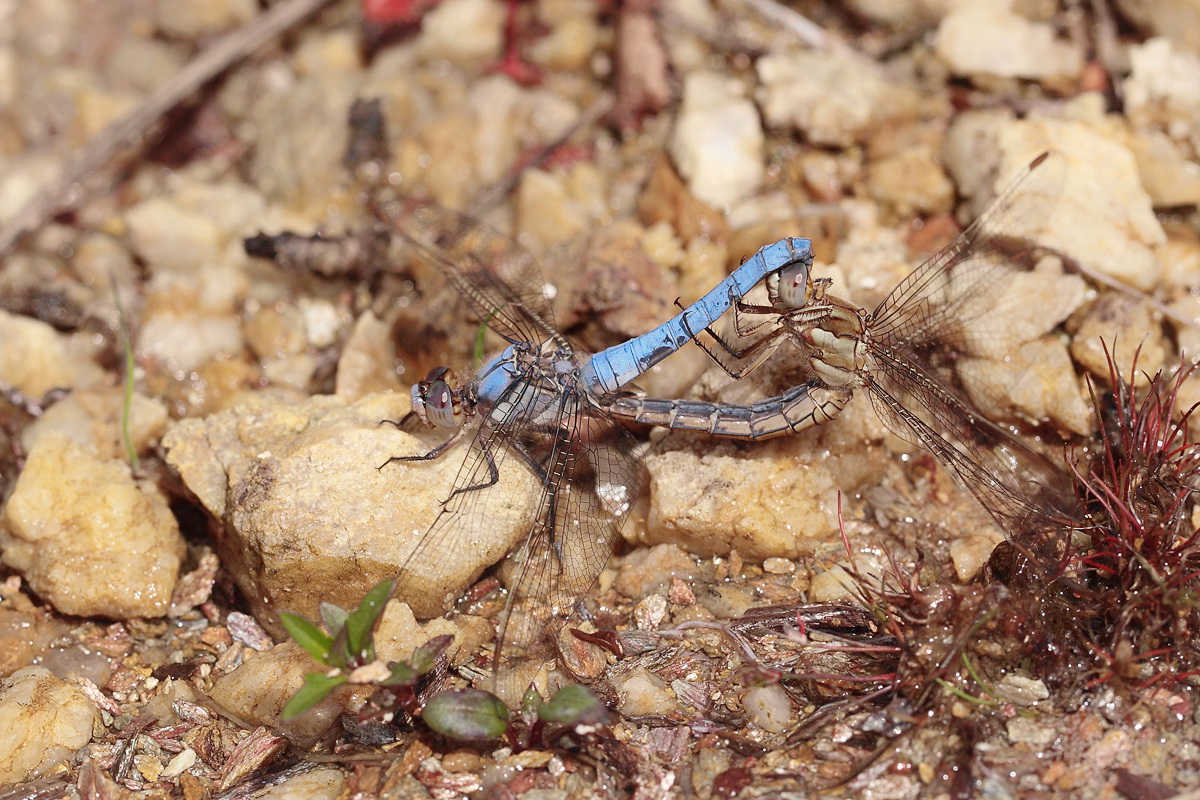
[2, 431, 185, 618]
[162, 393, 535, 634]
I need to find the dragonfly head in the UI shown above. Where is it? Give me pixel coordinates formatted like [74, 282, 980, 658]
[766, 259, 817, 310]
[410, 366, 466, 429]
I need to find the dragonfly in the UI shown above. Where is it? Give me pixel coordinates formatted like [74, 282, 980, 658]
[378, 200, 814, 700]
[601, 151, 1080, 538]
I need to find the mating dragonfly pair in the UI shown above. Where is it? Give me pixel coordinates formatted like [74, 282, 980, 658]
[384, 151, 1074, 700]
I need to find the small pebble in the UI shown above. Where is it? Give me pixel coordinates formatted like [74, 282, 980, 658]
[668, 71, 764, 207]
[0, 667, 98, 783]
[742, 684, 792, 733]
[762, 557, 795, 575]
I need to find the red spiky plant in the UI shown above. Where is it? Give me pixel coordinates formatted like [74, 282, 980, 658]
[1066, 350, 1200, 688]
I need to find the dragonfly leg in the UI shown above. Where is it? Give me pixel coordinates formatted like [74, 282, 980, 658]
[672, 295, 788, 379]
[377, 425, 466, 470]
[378, 411, 419, 432]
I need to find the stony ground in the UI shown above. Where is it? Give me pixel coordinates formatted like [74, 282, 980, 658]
[1, 0, 1200, 797]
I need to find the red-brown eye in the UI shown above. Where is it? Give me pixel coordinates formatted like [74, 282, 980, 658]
[773, 261, 810, 309]
[424, 379, 460, 428]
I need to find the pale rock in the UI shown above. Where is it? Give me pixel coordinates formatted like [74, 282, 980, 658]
[668, 71, 764, 208]
[1169, 294, 1200, 365]
[516, 168, 588, 254]
[156, 0, 257, 37]
[936, 2, 1083, 80]
[161, 393, 534, 633]
[0, 46, 14, 109]
[137, 312, 244, 374]
[642, 220, 686, 269]
[957, 336, 1093, 436]
[0, 310, 76, 397]
[2, 431, 185, 618]
[21, 385, 169, 461]
[992, 674, 1050, 706]
[529, 11, 598, 72]
[468, 76, 525, 187]
[616, 668, 679, 717]
[209, 643, 343, 741]
[172, 180, 270, 244]
[249, 77, 356, 214]
[293, 29, 361, 77]
[1126, 38, 1200, 160]
[125, 197, 221, 274]
[757, 50, 920, 148]
[613, 543, 699, 599]
[335, 311, 404, 399]
[643, 445, 837, 559]
[298, 298, 342, 350]
[1127, 130, 1200, 206]
[68, 76, 137, 143]
[696, 583, 758, 619]
[1069, 292, 1167, 385]
[71, 233, 137, 329]
[373, 600, 474, 666]
[949, 531, 1002, 582]
[844, 0, 953, 26]
[944, 116, 1167, 292]
[0, 667, 98, 783]
[808, 565, 857, 602]
[639, 384, 888, 559]
[107, 37, 187, 93]
[1006, 716, 1055, 745]
[0, 154, 60, 225]
[261, 768, 346, 800]
[261, 353, 316, 391]
[632, 593, 668, 630]
[418, 0, 505, 66]
[245, 304, 308, 360]
[742, 683, 792, 733]
[1115, 1, 1200, 56]
[762, 557, 795, 575]
[864, 144, 956, 217]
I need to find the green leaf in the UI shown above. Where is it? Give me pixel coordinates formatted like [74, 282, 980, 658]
[381, 661, 418, 686]
[519, 683, 543, 723]
[423, 689, 509, 741]
[539, 685, 609, 726]
[319, 601, 349, 635]
[280, 612, 334, 664]
[282, 672, 348, 720]
[343, 579, 395, 662]
[411, 635, 454, 675]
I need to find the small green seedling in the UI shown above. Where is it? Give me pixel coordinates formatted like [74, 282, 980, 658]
[281, 580, 450, 720]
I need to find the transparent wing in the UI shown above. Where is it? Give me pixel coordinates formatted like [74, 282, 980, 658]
[493, 384, 645, 702]
[392, 374, 551, 623]
[863, 350, 1076, 539]
[869, 151, 1068, 354]
[376, 199, 562, 349]
[392, 365, 644, 702]
[857, 153, 1078, 532]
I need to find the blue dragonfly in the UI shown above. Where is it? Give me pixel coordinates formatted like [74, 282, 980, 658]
[379, 201, 815, 699]
[601, 152, 1079, 537]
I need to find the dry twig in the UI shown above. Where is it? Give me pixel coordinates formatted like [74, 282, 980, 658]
[0, 0, 339, 261]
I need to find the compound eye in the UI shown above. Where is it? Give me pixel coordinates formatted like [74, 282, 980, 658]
[773, 260, 811, 309]
[424, 378, 461, 429]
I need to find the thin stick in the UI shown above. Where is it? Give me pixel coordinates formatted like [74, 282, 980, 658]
[0, 0, 338, 261]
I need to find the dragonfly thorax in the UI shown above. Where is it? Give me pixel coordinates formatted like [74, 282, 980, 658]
[802, 305, 868, 390]
[411, 366, 470, 429]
